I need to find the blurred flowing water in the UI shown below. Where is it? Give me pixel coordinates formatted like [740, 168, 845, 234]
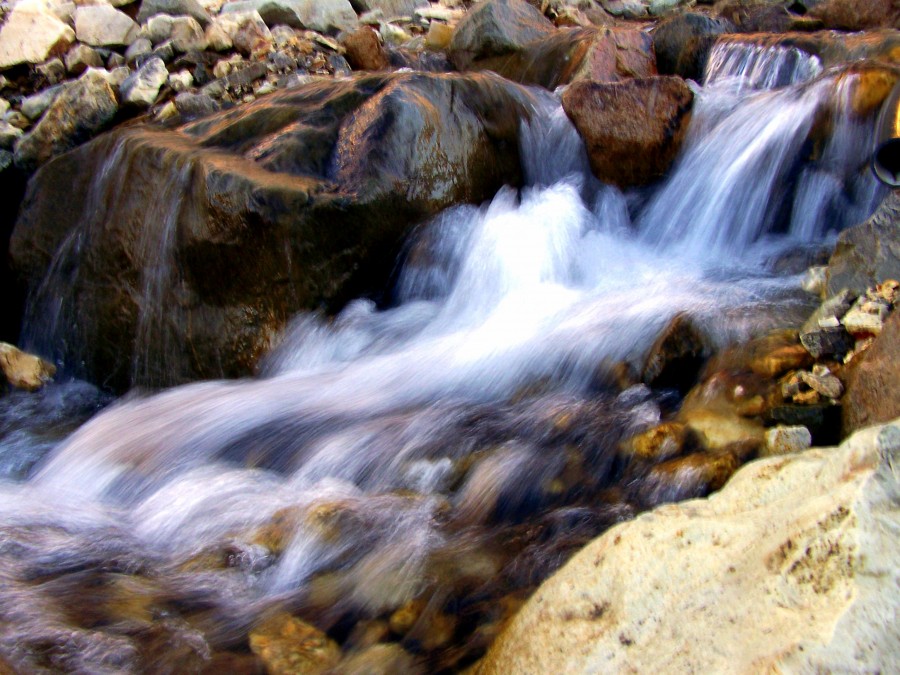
[0, 48, 887, 672]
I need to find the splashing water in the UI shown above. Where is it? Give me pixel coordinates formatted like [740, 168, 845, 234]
[0, 50, 888, 671]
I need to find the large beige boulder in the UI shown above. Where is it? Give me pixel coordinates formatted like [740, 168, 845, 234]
[0, 3, 76, 70]
[477, 419, 900, 673]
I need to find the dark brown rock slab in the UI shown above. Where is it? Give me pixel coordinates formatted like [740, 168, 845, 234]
[842, 310, 900, 437]
[10, 71, 535, 391]
[561, 75, 694, 189]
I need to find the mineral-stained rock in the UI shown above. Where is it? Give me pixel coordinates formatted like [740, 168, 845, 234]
[249, 613, 340, 675]
[14, 69, 118, 171]
[808, 0, 900, 31]
[0, 4, 76, 70]
[826, 191, 900, 297]
[11, 72, 534, 390]
[468, 26, 655, 90]
[449, 0, 556, 71]
[620, 422, 687, 462]
[842, 311, 900, 436]
[561, 76, 693, 188]
[342, 27, 389, 71]
[74, 6, 140, 48]
[477, 419, 900, 674]
[638, 450, 739, 506]
[0, 342, 56, 390]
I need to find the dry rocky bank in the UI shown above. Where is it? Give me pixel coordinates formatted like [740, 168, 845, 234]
[1, 0, 900, 672]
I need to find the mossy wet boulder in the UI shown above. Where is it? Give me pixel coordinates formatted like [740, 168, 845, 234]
[10, 71, 535, 391]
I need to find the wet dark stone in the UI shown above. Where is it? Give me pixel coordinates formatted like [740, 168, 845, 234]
[10, 72, 535, 391]
[765, 403, 842, 445]
[640, 313, 709, 394]
[652, 12, 734, 81]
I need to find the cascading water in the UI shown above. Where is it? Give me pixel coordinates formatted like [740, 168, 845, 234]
[0, 45, 888, 672]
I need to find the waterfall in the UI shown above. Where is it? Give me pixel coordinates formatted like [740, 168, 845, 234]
[704, 40, 823, 90]
[0, 45, 888, 671]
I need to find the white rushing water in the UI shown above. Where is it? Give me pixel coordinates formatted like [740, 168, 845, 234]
[0, 46, 888, 670]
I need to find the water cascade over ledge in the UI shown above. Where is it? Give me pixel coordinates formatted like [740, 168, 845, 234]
[0, 43, 888, 672]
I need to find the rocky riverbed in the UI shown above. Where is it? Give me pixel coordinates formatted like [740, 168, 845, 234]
[2, 0, 900, 672]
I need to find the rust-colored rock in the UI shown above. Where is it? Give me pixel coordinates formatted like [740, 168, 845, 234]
[561, 76, 693, 189]
[638, 451, 740, 506]
[842, 310, 900, 437]
[342, 27, 389, 71]
[249, 613, 340, 675]
[809, 0, 900, 31]
[621, 422, 688, 462]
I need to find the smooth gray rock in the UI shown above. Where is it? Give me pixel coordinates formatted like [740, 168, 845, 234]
[120, 56, 169, 107]
[125, 38, 154, 64]
[65, 44, 104, 75]
[220, 0, 357, 32]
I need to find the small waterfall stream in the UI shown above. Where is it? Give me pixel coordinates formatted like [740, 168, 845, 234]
[0, 44, 888, 672]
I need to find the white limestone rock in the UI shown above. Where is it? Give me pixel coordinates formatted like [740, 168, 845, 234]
[763, 424, 812, 457]
[478, 419, 900, 674]
[74, 5, 140, 47]
[120, 55, 168, 107]
[0, 3, 75, 69]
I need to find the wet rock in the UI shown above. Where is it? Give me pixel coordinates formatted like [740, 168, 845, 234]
[799, 289, 857, 358]
[762, 424, 811, 457]
[478, 420, 900, 674]
[842, 311, 900, 437]
[389, 598, 426, 635]
[620, 422, 687, 462]
[0, 3, 76, 70]
[679, 408, 765, 454]
[249, 613, 340, 675]
[809, 0, 900, 31]
[826, 191, 900, 297]
[475, 26, 655, 90]
[120, 56, 168, 107]
[342, 26, 389, 71]
[638, 451, 739, 506]
[137, 0, 212, 26]
[14, 69, 118, 171]
[748, 342, 813, 379]
[766, 403, 841, 446]
[74, 6, 140, 48]
[449, 0, 556, 71]
[0, 342, 56, 391]
[801, 265, 827, 296]
[561, 76, 693, 189]
[639, 312, 708, 393]
[652, 12, 733, 81]
[11, 71, 533, 389]
[338, 643, 422, 675]
[799, 369, 843, 399]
